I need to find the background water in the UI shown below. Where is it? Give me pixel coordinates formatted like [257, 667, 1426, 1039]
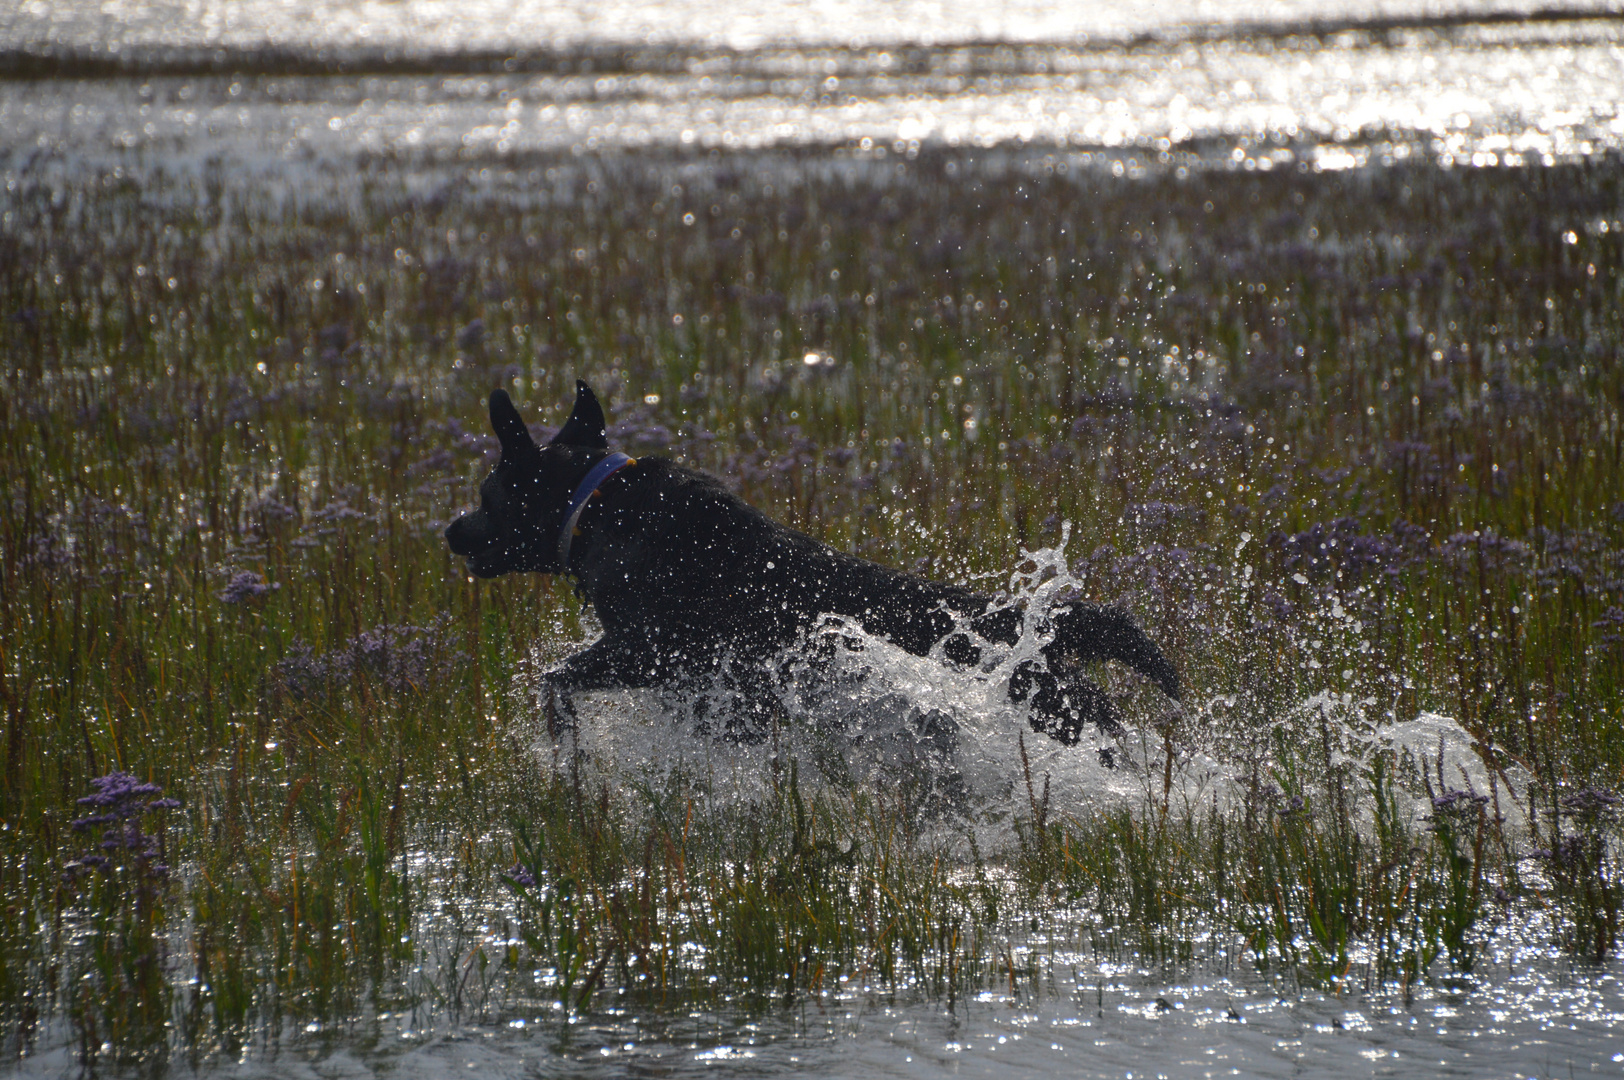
[5, 1, 1624, 1077]
[5, 1, 1624, 171]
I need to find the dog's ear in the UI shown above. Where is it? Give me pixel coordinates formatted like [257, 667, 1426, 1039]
[549, 380, 609, 449]
[489, 389, 537, 456]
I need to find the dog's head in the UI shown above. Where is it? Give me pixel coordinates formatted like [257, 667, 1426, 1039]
[444, 381, 611, 578]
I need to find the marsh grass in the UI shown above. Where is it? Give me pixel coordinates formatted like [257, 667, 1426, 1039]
[2, 144, 1622, 1065]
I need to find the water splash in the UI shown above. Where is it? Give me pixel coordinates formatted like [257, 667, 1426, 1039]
[514, 526, 1518, 852]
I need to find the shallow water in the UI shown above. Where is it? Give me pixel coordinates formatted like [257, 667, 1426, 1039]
[8, 0, 1621, 53]
[235, 956, 1624, 1080]
[4, 4, 1624, 173]
[22, 933, 1624, 1078]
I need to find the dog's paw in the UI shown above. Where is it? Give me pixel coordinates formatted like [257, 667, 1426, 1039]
[1008, 660, 1123, 745]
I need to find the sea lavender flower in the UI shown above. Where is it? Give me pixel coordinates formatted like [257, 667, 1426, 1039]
[274, 641, 331, 701]
[610, 405, 673, 451]
[1533, 835, 1592, 872]
[1257, 589, 1294, 625]
[1125, 501, 1199, 535]
[1441, 530, 1530, 573]
[1427, 789, 1489, 832]
[275, 621, 464, 701]
[65, 772, 176, 881]
[1593, 607, 1624, 649]
[504, 864, 538, 888]
[1430, 789, 1488, 813]
[248, 494, 299, 528]
[218, 570, 278, 604]
[1275, 793, 1307, 818]
[444, 418, 501, 460]
[348, 624, 448, 694]
[309, 497, 369, 525]
[1559, 788, 1621, 819]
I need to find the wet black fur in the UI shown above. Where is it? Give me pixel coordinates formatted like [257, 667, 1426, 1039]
[445, 382, 1180, 744]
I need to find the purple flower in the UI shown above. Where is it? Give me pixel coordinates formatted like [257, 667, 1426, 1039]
[274, 621, 464, 701]
[1124, 501, 1202, 536]
[504, 864, 537, 888]
[1534, 835, 1592, 871]
[1593, 607, 1624, 649]
[309, 498, 368, 525]
[248, 495, 299, 528]
[218, 571, 278, 604]
[609, 403, 675, 452]
[273, 641, 330, 700]
[21, 529, 73, 569]
[1559, 788, 1620, 819]
[65, 772, 175, 883]
[73, 772, 161, 818]
[1428, 788, 1488, 822]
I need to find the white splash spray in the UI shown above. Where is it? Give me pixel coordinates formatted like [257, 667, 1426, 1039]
[514, 525, 1526, 850]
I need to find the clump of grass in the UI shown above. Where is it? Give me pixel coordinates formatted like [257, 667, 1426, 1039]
[1, 144, 1622, 1063]
[57, 773, 178, 1063]
[496, 758, 992, 1010]
[1013, 742, 1516, 997]
[1534, 788, 1624, 961]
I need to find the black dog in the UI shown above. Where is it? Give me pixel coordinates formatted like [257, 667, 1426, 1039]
[445, 383, 1180, 744]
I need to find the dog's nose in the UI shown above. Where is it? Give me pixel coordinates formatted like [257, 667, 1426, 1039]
[444, 513, 477, 557]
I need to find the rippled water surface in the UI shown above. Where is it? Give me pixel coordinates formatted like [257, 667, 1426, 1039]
[22, 930, 1624, 1078]
[5, 1, 1624, 169]
[7, 0, 1621, 51]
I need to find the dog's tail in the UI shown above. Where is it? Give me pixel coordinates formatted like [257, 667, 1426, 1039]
[1044, 604, 1180, 702]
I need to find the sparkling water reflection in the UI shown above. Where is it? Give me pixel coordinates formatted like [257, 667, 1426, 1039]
[24, 927, 1616, 1078]
[4, 11, 1624, 171]
[8, 0, 1623, 53]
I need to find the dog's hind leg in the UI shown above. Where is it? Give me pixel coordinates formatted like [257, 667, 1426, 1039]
[1008, 660, 1123, 744]
[1043, 604, 1180, 702]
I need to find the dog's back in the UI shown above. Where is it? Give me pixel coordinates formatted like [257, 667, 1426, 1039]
[571, 457, 983, 659]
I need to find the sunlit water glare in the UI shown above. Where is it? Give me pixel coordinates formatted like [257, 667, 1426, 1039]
[4, 4, 1624, 173]
[20, 947, 1624, 1078]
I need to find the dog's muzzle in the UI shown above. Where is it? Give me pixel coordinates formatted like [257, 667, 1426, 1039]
[445, 512, 500, 576]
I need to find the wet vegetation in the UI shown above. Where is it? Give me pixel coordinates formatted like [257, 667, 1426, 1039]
[2, 145, 1622, 1067]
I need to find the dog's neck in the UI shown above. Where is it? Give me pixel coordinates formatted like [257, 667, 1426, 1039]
[557, 452, 637, 569]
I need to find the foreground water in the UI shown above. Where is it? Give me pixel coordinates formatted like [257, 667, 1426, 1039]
[20, 948, 1624, 1078]
[21, 562, 1624, 1076]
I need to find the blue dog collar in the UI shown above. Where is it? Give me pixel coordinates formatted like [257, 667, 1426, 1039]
[557, 452, 636, 568]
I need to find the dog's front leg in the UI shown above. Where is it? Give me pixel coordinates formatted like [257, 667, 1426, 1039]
[541, 635, 668, 737]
